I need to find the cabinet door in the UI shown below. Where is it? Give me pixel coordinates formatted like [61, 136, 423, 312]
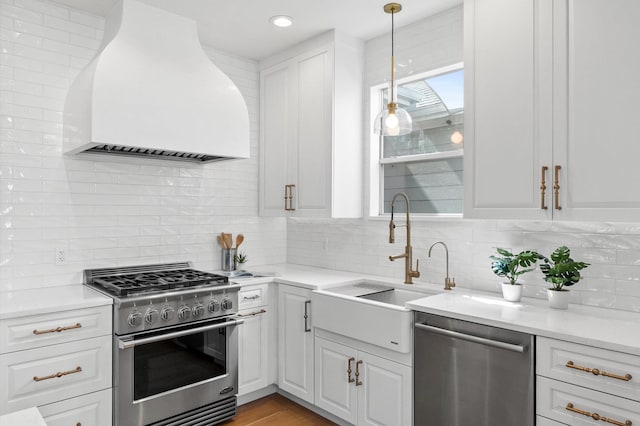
[464, 0, 553, 219]
[294, 48, 332, 216]
[357, 351, 412, 426]
[314, 337, 358, 424]
[237, 308, 269, 396]
[278, 285, 314, 403]
[553, 0, 640, 221]
[260, 62, 293, 216]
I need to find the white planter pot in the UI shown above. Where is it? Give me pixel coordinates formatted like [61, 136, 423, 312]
[501, 283, 523, 302]
[547, 289, 570, 309]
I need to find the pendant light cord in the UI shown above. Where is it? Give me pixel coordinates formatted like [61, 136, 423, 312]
[390, 7, 395, 106]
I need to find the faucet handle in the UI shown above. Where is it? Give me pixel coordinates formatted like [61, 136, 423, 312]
[409, 259, 421, 279]
[444, 277, 456, 290]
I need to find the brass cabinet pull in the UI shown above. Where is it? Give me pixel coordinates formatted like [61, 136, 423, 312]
[347, 357, 355, 383]
[355, 360, 363, 386]
[236, 309, 266, 317]
[540, 166, 548, 209]
[33, 366, 82, 382]
[566, 403, 632, 426]
[33, 322, 82, 335]
[566, 361, 632, 381]
[304, 300, 311, 332]
[242, 294, 261, 300]
[284, 184, 296, 211]
[554, 165, 562, 210]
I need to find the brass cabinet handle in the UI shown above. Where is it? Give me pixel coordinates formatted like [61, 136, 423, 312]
[33, 366, 82, 382]
[566, 403, 632, 426]
[566, 361, 632, 381]
[554, 165, 562, 210]
[284, 184, 296, 211]
[33, 322, 82, 335]
[540, 166, 548, 210]
[236, 309, 266, 317]
[304, 300, 311, 332]
[242, 294, 260, 300]
[355, 360, 363, 386]
[347, 357, 355, 383]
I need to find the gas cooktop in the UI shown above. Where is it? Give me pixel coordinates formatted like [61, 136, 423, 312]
[84, 262, 228, 297]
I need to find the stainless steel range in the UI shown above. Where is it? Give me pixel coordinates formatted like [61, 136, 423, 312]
[84, 262, 242, 426]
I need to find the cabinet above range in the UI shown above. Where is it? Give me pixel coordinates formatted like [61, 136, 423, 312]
[259, 30, 363, 218]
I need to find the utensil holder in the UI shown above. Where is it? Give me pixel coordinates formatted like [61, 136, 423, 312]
[221, 248, 236, 271]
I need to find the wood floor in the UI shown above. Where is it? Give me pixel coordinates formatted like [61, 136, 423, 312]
[222, 393, 337, 426]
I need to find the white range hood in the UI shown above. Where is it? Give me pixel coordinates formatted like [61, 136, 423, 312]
[63, 0, 250, 163]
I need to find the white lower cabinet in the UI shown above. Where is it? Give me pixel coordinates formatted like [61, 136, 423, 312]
[278, 284, 314, 403]
[38, 388, 111, 426]
[536, 337, 640, 426]
[237, 284, 270, 396]
[536, 415, 565, 426]
[315, 337, 411, 426]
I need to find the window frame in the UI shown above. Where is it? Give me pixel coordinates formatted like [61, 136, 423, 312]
[368, 62, 464, 218]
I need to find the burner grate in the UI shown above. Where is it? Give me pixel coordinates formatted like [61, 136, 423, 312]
[86, 265, 229, 296]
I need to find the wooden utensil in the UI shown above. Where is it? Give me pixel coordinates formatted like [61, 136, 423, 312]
[223, 233, 233, 250]
[235, 234, 244, 249]
[217, 235, 226, 249]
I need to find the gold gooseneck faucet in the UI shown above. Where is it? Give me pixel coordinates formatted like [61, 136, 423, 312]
[428, 241, 455, 290]
[388, 192, 420, 284]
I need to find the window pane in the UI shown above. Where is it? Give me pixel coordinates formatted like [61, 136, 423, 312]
[382, 69, 464, 158]
[382, 158, 463, 214]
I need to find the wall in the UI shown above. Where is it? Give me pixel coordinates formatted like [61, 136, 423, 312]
[0, 0, 286, 291]
[287, 6, 640, 313]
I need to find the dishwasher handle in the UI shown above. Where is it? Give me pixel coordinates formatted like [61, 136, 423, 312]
[415, 322, 528, 353]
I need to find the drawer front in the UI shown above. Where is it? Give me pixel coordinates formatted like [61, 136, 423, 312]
[0, 306, 111, 354]
[239, 284, 268, 309]
[0, 335, 112, 414]
[537, 376, 640, 426]
[537, 337, 640, 401]
[39, 388, 112, 426]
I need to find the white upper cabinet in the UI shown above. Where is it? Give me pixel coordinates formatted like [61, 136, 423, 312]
[464, 0, 640, 221]
[259, 31, 363, 218]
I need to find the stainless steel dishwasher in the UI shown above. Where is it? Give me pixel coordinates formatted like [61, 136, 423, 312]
[414, 312, 534, 426]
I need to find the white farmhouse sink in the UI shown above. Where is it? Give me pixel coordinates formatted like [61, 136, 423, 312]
[312, 281, 436, 353]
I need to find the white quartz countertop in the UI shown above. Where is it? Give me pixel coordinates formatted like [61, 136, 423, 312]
[407, 291, 640, 356]
[0, 285, 112, 320]
[3, 264, 640, 357]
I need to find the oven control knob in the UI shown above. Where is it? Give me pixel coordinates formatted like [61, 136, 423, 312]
[192, 303, 205, 317]
[161, 306, 175, 321]
[128, 310, 143, 327]
[208, 300, 220, 312]
[178, 305, 191, 320]
[221, 299, 233, 311]
[145, 308, 159, 324]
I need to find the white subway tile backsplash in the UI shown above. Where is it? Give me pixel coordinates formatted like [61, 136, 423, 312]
[0, 0, 274, 288]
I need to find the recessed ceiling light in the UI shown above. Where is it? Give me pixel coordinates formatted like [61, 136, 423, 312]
[270, 15, 293, 28]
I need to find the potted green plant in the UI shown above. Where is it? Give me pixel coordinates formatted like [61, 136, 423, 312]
[490, 248, 541, 302]
[539, 246, 589, 309]
[234, 251, 248, 270]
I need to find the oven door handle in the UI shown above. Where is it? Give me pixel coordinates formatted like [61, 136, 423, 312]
[117, 318, 244, 350]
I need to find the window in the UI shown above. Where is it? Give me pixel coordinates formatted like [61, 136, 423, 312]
[370, 63, 464, 216]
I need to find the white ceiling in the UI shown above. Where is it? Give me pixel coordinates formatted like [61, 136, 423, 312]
[51, 0, 461, 60]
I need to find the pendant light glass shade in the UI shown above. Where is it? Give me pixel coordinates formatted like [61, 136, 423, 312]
[374, 102, 412, 136]
[374, 3, 412, 136]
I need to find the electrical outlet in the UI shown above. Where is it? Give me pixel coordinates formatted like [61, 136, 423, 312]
[55, 248, 67, 265]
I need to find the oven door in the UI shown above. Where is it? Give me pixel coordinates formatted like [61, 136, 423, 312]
[115, 317, 242, 426]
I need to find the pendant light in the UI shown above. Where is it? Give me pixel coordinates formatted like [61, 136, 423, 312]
[374, 3, 412, 136]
